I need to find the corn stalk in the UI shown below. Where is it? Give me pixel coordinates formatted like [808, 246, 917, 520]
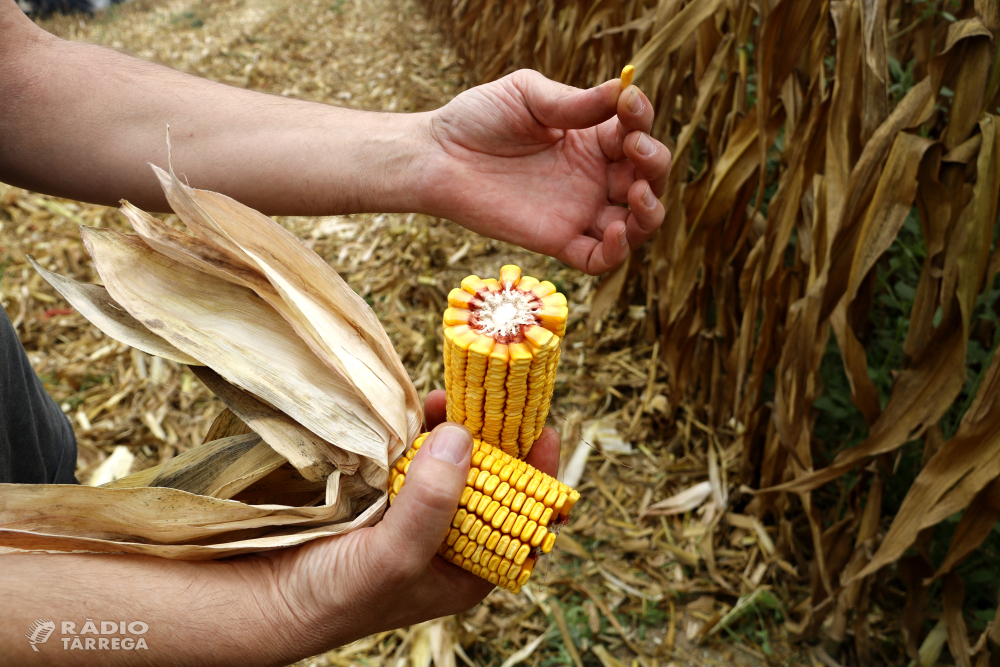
[424, 0, 1000, 658]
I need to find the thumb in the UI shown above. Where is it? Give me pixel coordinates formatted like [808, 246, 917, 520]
[512, 69, 621, 130]
[377, 423, 472, 572]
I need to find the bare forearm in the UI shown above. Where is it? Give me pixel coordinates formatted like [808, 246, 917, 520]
[0, 6, 431, 216]
[0, 552, 299, 666]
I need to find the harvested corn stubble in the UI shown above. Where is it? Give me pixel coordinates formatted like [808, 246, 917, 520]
[389, 432, 579, 593]
[442, 266, 567, 459]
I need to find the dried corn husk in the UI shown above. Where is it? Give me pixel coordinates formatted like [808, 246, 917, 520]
[0, 146, 421, 558]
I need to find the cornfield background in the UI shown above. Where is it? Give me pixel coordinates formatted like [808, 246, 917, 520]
[423, 0, 1000, 664]
[3, 0, 1000, 665]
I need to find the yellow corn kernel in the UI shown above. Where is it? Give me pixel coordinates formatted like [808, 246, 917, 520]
[462, 275, 487, 294]
[482, 500, 501, 523]
[528, 502, 544, 523]
[491, 505, 510, 529]
[500, 265, 521, 287]
[448, 288, 476, 308]
[468, 518, 484, 541]
[518, 276, 539, 291]
[519, 520, 537, 543]
[443, 307, 471, 326]
[621, 64, 634, 89]
[488, 554, 502, 572]
[483, 474, 500, 496]
[512, 514, 528, 537]
[486, 531, 501, 551]
[493, 481, 511, 501]
[500, 511, 517, 535]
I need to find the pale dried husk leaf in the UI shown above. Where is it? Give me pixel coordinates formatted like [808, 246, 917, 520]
[28, 256, 201, 366]
[1, 155, 421, 559]
[81, 226, 391, 467]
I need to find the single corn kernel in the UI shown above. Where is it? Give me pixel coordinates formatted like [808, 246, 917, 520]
[621, 65, 635, 89]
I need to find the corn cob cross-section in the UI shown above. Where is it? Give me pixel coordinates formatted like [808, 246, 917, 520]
[389, 432, 579, 593]
[443, 265, 568, 459]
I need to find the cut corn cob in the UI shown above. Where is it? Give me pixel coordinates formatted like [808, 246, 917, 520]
[389, 432, 579, 593]
[443, 265, 567, 459]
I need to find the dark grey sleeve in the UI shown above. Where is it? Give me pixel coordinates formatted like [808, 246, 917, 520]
[0, 307, 78, 484]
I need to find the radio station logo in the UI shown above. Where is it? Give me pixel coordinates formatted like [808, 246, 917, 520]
[25, 618, 150, 652]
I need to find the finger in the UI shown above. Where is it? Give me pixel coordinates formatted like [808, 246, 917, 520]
[375, 423, 472, 580]
[622, 130, 672, 197]
[524, 427, 561, 477]
[626, 180, 665, 249]
[597, 117, 625, 162]
[561, 215, 630, 275]
[607, 159, 637, 204]
[587, 204, 629, 240]
[617, 85, 654, 136]
[511, 69, 621, 130]
[423, 389, 447, 430]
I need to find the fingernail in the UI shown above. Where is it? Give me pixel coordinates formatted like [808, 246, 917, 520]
[627, 87, 643, 114]
[428, 424, 471, 465]
[642, 185, 655, 208]
[618, 227, 628, 247]
[635, 133, 654, 156]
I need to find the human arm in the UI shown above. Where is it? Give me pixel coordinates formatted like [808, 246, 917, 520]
[0, 1, 669, 274]
[0, 392, 562, 666]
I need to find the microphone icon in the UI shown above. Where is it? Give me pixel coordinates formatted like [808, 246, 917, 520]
[25, 619, 56, 652]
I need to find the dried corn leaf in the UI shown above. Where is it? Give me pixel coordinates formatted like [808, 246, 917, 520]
[81, 226, 390, 468]
[27, 257, 201, 366]
[154, 156, 420, 460]
[0, 487, 384, 560]
[192, 366, 353, 481]
[103, 433, 287, 500]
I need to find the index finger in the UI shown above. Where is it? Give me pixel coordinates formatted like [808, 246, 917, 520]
[524, 427, 561, 478]
[617, 85, 654, 136]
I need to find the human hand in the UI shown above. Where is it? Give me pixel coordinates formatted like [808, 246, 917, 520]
[419, 70, 671, 275]
[259, 390, 561, 660]
[0, 393, 560, 666]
